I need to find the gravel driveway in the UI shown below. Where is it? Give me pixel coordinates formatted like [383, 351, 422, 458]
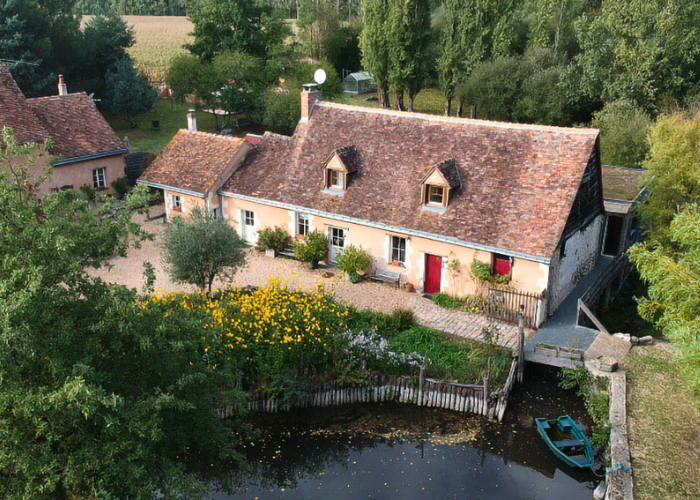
[89, 214, 527, 348]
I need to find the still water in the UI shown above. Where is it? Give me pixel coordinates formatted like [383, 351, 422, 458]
[210, 366, 598, 499]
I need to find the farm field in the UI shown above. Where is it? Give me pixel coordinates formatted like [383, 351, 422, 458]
[83, 15, 193, 82]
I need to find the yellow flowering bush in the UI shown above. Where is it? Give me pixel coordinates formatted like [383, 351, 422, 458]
[141, 279, 351, 395]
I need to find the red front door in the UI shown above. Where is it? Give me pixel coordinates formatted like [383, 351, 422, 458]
[424, 254, 442, 294]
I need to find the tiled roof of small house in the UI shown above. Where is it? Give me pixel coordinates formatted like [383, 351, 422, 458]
[0, 65, 50, 143]
[139, 130, 246, 194]
[0, 65, 125, 160]
[223, 102, 600, 260]
[28, 93, 126, 159]
[424, 159, 462, 190]
[601, 166, 645, 201]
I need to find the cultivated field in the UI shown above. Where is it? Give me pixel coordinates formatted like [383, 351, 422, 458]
[83, 15, 193, 82]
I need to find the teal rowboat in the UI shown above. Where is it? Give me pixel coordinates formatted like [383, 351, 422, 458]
[535, 415, 596, 469]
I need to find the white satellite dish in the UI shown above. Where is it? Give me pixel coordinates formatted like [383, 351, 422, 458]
[314, 68, 327, 85]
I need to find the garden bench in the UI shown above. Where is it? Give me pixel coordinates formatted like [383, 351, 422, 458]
[277, 244, 297, 259]
[369, 269, 401, 288]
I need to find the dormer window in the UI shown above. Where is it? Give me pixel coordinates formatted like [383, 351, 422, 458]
[420, 159, 462, 212]
[323, 145, 358, 195]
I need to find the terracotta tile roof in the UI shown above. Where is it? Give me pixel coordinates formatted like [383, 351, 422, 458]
[139, 130, 246, 194]
[601, 166, 645, 201]
[0, 65, 50, 143]
[334, 145, 360, 173]
[224, 102, 599, 260]
[27, 93, 125, 159]
[0, 65, 124, 160]
[435, 159, 463, 190]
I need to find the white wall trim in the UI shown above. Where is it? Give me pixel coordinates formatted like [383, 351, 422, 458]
[220, 191, 551, 265]
[137, 180, 205, 198]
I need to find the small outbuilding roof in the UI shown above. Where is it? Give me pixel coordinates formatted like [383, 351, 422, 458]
[344, 71, 374, 82]
[139, 130, 248, 195]
[601, 166, 645, 201]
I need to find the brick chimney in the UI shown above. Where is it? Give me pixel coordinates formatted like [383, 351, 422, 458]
[300, 84, 321, 124]
[187, 109, 197, 132]
[57, 74, 68, 96]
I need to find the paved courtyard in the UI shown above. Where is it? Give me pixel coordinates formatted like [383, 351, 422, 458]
[89, 215, 530, 349]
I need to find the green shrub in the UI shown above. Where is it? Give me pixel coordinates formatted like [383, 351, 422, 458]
[559, 367, 611, 449]
[471, 259, 511, 285]
[335, 244, 372, 278]
[463, 295, 488, 314]
[111, 176, 129, 199]
[390, 327, 510, 384]
[294, 230, 328, 265]
[256, 226, 291, 253]
[433, 293, 464, 309]
[347, 308, 416, 338]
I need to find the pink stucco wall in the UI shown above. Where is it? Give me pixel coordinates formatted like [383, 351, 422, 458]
[220, 194, 550, 298]
[38, 154, 126, 197]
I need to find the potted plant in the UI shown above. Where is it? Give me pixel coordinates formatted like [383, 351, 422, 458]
[256, 226, 291, 257]
[335, 244, 372, 283]
[294, 230, 328, 269]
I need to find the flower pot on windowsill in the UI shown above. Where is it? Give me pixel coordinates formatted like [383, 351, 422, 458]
[295, 234, 305, 241]
[265, 248, 276, 258]
[391, 260, 403, 267]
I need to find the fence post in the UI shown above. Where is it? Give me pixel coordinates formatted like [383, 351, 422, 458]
[418, 362, 426, 406]
[517, 305, 525, 383]
[482, 376, 490, 416]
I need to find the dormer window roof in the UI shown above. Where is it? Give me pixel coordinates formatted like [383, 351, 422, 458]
[420, 159, 462, 211]
[323, 145, 359, 194]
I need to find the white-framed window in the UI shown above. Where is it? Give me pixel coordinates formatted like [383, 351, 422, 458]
[211, 207, 220, 218]
[390, 235, 407, 266]
[296, 213, 309, 236]
[92, 167, 106, 189]
[328, 170, 344, 189]
[172, 195, 182, 211]
[330, 227, 345, 247]
[244, 210, 255, 226]
[428, 185, 444, 205]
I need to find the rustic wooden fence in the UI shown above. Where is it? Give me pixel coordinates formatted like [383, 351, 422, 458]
[220, 358, 520, 422]
[486, 287, 543, 328]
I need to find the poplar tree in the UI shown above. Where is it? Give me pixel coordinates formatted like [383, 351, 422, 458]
[360, 0, 391, 107]
[438, 0, 518, 115]
[387, 0, 432, 111]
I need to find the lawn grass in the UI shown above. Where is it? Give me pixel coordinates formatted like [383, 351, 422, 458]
[626, 344, 700, 499]
[332, 87, 447, 116]
[106, 100, 219, 154]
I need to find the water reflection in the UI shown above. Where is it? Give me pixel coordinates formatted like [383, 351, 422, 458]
[210, 365, 597, 499]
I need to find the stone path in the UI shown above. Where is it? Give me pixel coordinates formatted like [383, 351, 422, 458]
[90, 215, 529, 349]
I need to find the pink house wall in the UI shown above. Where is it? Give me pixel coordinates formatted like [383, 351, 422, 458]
[37, 154, 126, 197]
[220, 195, 550, 298]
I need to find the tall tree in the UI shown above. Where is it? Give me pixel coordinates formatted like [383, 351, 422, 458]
[438, 0, 518, 115]
[104, 58, 158, 126]
[591, 99, 652, 168]
[187, 0, 290, 61]
[638, 111, 700, 245]
[570, 0, 700, 111]
[0, 0, 83, 96]
[387, 0, 432, 111]
[360, 0, 391, 107]
[0, 128, 249, 497]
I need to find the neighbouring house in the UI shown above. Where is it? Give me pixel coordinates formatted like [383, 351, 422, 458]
[600, 166, 646, 257]
[137, 110, 252, 221]
[0, 65, 128, 196]
[139, 87, 607, 321]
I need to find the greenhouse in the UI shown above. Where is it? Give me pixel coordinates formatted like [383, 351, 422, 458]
[343, 71, 376, 94]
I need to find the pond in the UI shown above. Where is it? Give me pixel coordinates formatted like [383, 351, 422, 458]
[209, 365, 598, 499]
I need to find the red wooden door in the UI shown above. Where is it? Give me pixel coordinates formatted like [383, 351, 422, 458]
[424, 254, 442, 294]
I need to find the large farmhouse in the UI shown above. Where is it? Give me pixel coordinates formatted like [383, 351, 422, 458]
[0, 65, 127, 195]
[139, 87, 606, 318]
